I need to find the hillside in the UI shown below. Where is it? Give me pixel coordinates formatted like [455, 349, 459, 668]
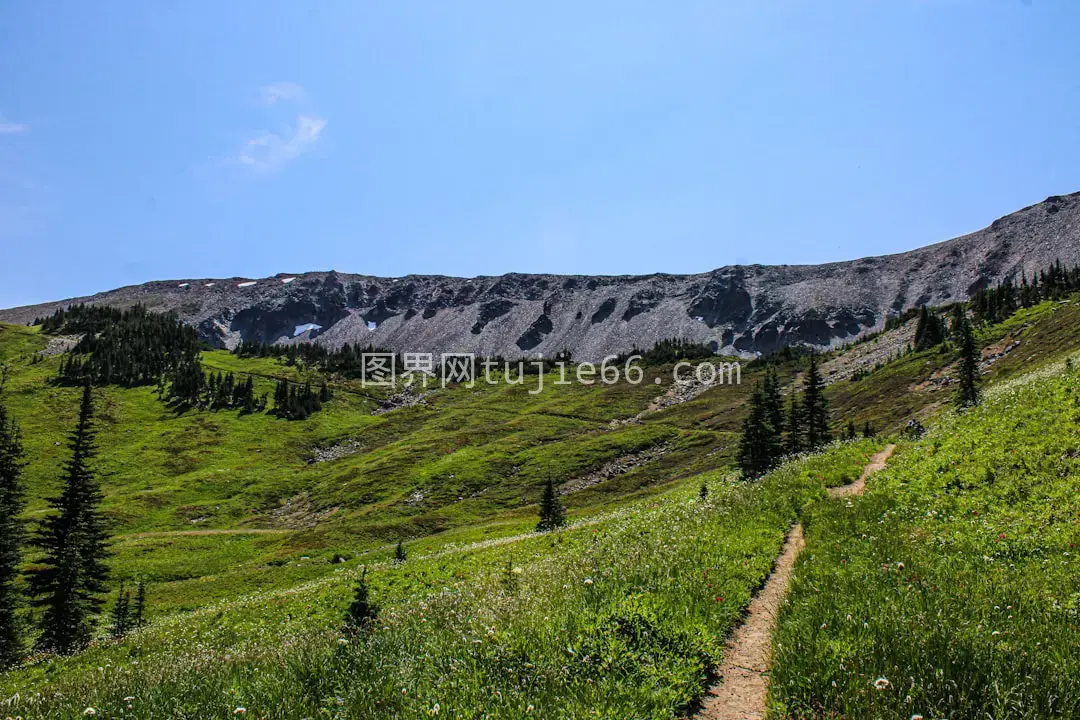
[2, 193, 1079, 360]
[0, 290, 1077, 717]
[0, 294, 1077, 619]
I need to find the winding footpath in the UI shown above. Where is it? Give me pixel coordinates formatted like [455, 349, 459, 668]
[692, 444, 896, 720]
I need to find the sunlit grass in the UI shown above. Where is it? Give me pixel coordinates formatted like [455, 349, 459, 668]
[770, 359, 1080, 719]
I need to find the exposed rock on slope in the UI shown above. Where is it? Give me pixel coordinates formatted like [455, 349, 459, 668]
[3, 193, 1079, 360]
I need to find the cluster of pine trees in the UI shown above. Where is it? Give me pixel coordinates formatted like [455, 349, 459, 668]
[43, 305, 334, 420]
[970, 259, 1080, 325]
[235, 340, 395, 376]
[625, 338, 716, 366]
[51, 305, 203, 389]
[35, 304, 125, 334]
[272, 379, 331, 420]
[0, 383, 147, 666]
[167, 368, 266, 413]
[909, 303, 984, 410]
[913, 306, 948, 351]
[738, 354, 832, 478]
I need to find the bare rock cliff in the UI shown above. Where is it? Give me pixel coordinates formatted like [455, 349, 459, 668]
[3, 192, 1078, 360]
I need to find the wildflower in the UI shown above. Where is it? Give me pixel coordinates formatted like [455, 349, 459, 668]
[911, 715, 925, 720]
[337, 638, 349, 645]
[527, 705, 535, 713]
[512, 567, 523, 575]
[234, 709, 247, 715]
[123, 697, 135, 702]
[874, 677, 891, 690]
[84, 710, 97, 717]
[430, 703, 441, 716]
[896, 562, 905, 571]
[583, 577, 594, 585]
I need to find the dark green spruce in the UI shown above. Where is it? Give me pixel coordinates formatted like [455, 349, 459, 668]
[536, 477, 566, 532]
[110, 583, 131, 638]
[344, 568, 378, 631]
[132, 580, 147, 628]
[786, 393, 802, 454]
[738, 383, 774, 478]
[0, 395, 27, 669]
[955, 314, 981, 408]
[30, 384, 111, 654]
[802, 352, 831, 450]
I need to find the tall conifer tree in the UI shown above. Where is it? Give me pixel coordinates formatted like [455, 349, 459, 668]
[0, 397, 26, 668]
[738, 384, 773, 478]
[786, 393, 802, 455]
[802, 353, 831, 450]
[31, 384, 111, 654]
[956, 315, 981, 408]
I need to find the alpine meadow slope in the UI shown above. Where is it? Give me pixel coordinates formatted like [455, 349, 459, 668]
[0, 284, 1079, 717]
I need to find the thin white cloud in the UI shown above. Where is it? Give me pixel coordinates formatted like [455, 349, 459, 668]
[261, 82, 306, 105]
[0, 114, 28, 134]
[234, 114, 327, 172]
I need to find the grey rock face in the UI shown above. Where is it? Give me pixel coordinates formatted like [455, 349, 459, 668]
[3, 193, 1079, 360]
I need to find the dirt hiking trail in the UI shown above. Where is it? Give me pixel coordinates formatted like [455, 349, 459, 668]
[691, 443, 896, 720]
[828, 444, 896, 499]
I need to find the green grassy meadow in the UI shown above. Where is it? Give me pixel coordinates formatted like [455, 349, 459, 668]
[770, 360, 1080, 719]
[0, 295, 1078, 717]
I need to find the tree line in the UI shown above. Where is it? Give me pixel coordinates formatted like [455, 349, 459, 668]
[737, 353, 834, 478]
[42, 304, 329, 421]
[272, 378, 332, 420]
[1, 382, 149, 668]
[969, 259, 1080, 325]
[50, 305, 202, 390]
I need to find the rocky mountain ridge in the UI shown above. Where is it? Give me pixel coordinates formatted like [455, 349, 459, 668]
[3, 192, 1078, 360]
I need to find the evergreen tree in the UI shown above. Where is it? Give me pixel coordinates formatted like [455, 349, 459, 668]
[786, 393, 802, 455]
[738, 384, 774, 478]
[956, 315, 981, 408]
[344, 568, 378, 631]
[31, 384, 111, 654]
[950, 304, 966, 336]
[699, 479, 708, 501]
[862, 421, 875, 439]
[802, 353, 831, 450]
[394, 539, 407, 564]
[536, 477, 566, 532]
[914, 306, 946, 350]
[0, 398, 27, 669]
[273, 379, 289, 413]
[132, 580, 147, 628]
[109, 584, 131, 638]
[762, 369, 785, 444]
[845, 419, 857, 440]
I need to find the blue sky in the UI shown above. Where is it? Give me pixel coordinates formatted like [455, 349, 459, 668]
[1, 1, 1078, 308]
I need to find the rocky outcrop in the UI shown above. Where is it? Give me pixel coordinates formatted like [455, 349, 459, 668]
[3, 193, 1080, 360]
